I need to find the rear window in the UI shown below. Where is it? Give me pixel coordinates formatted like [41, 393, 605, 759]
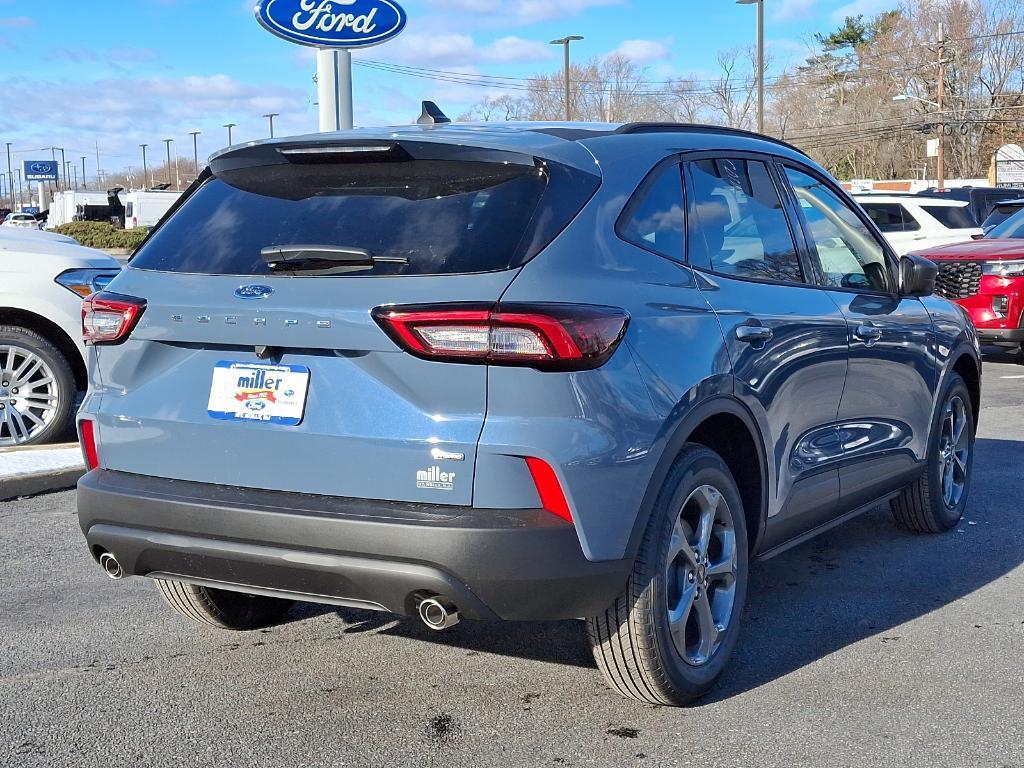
[131, 155, 594, 276]
[986, 208, 1024, 239]
[860, 202, 920, 232]
[920, 204, 977, 229]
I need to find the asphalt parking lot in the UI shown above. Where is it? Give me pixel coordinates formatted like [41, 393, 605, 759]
[2, 353, 1023, 768]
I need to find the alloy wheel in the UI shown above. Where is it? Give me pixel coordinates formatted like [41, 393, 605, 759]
[0, 344, 61, 446]
[664, 484, 739, 666]
[938, 394, 970, 510]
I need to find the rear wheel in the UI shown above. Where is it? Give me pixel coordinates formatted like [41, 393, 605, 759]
[155, 579, 295, 630]
[587, 445, 749, 706]
[891, 373, 975, 533]
[0, 326, 75, 447]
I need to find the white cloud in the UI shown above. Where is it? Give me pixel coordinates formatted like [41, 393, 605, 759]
[771, 0, 817, 22]
[607, 39, 671, 63]
[830, 0, 891, 22]
[483, 36, 552, 63]
[0, 16, 33, 27]
[376, 33, 553, 66]
[426, 0, 623, 23]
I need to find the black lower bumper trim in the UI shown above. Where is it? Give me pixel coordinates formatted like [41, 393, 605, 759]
[77, 470, 631, 621]
[977, 327, 1024, 343]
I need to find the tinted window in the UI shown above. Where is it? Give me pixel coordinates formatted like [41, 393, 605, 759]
[785, 167, 892, 293]
[130, 158, 583, 276]
[861, 202, 911, 232]
[920, 204, 977, 229]
[686, 158, 802, 284]
[986, 207, 1024, 239]
[981, 204, 1024, 231]
[618, 164, 685, 260]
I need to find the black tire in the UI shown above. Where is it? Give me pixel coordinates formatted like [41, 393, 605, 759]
[891, 372, 975, 533]
[155, 579, 295, 630]
[587, 445, 749, 706]
[0, 325, 76, 446]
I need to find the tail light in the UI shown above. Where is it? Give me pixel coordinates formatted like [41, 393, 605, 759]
[525, 456, 572, 522]
[372, 303, 629, 371]
[79, 419, 99, 470]
[82, 292, 146, 345]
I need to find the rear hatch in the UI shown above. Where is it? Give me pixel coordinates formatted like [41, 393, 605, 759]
[91, 132, 599, 505]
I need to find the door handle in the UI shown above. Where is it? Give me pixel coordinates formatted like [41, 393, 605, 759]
[736, 324, 773, 344]
[854, 324, 882, 343]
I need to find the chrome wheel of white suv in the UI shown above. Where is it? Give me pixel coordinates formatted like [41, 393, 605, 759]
[0, 329, 76, 447]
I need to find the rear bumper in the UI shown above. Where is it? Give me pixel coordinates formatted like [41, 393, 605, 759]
[975, 327, 1024, 343]
[77, 470, 630, 621]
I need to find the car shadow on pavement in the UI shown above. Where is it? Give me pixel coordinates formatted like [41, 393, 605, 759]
[313, 436, 1022, 697]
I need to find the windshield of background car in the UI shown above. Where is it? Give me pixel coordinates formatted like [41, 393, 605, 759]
[920, 204, 977, 229]
[985, 208, 1024, 239]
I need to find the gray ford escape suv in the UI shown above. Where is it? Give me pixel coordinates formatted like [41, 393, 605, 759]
[76, 120, 981, 706]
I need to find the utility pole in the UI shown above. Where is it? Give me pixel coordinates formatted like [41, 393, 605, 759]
[163, 139, 174, 188]
[189, 131, 201, 177]
[81, 156, 87, 191]
[5, 143, 12, 209]
[264, 113, 279, 138]
[936, 23, 946, 190]
[550, 36, 583, 121]
[58, 147, 66, 192]
[224, 123, 237, 146]
[140, 144, 149, 189]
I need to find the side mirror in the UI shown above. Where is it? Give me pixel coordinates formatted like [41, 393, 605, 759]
[900, 254, 937, 297]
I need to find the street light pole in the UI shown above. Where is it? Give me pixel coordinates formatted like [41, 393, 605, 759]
[549, 36, 583, 121]
[163, 139, 173, 187]
[5, 143, 13, 209]
[189, 131, 201, 177]
[58, 147, 66, 192]
[737, 0, 764, 133]
[263, 113, 279, 138]
[81, 156, 87, 191]
[140, 144, 149, 189]
[224, 123, 237, 146]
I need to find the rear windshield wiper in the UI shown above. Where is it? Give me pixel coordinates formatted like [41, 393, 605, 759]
[260, 245, 408, 273]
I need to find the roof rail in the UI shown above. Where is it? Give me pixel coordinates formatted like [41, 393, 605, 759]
[614, 122, 807, 157]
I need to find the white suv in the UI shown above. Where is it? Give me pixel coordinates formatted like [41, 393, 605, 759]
[0, 230, 120, 446]
[853, 195, 982, 255]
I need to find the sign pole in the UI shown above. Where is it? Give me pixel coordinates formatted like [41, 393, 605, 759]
[317, 49, 354, 131]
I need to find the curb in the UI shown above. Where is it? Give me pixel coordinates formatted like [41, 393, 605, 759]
[0, 467, 85, 501]
[0, 442, 85, 501]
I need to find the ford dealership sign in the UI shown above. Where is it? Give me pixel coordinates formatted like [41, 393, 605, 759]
[255, 0, 407, 48]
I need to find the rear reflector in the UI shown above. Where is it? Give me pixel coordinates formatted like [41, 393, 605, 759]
[373, 303, 629, 371]
[82, 292, 146, 345]
[79, 420, 99, 470]
[525, 457, 573, 522]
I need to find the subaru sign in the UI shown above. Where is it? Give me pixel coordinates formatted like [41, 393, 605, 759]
[24, 160, 59, 182]
[254, 0, 407, 48]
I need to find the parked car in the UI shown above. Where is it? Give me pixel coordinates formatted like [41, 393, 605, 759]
[914, 205, 1024, 351]
[77, 119, 980, 706]
[979, 198, 1024, 233]
[0, 230, 120, 445]
[123, 189, 181, 229]
[854, 194, 981, 255]
[2, 212, 42, 230]
[917, 185, 1023, 224]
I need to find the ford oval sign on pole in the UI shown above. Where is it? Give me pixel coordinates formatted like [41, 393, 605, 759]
[254, 0, 408, 132]
[255, 0, 407, 48]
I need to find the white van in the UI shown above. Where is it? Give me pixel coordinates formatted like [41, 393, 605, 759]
[123, 190, 181, 229]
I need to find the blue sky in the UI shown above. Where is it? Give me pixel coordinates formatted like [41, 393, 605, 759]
[0, 0, 893, 181]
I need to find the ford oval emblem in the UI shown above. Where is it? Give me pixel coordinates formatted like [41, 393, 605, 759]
[235, 285, 275, 300]
[254, 0, 407, 49]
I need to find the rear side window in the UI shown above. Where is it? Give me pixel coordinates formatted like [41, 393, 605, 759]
[860, 202, 920, 232]
[919, 204, 977, 229]
[131, 155, 594, 276]
[685, 157, 803, 284]
[618, 163, 685, 260]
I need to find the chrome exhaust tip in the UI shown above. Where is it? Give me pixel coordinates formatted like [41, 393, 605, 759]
[417, 597, 460, 631]
[99, 552, 124, 580]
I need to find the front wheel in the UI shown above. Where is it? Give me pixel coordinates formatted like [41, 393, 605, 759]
[891, 372, 975, 533]
[0, 326, 76, 447]
[587, 445, 749, 706]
